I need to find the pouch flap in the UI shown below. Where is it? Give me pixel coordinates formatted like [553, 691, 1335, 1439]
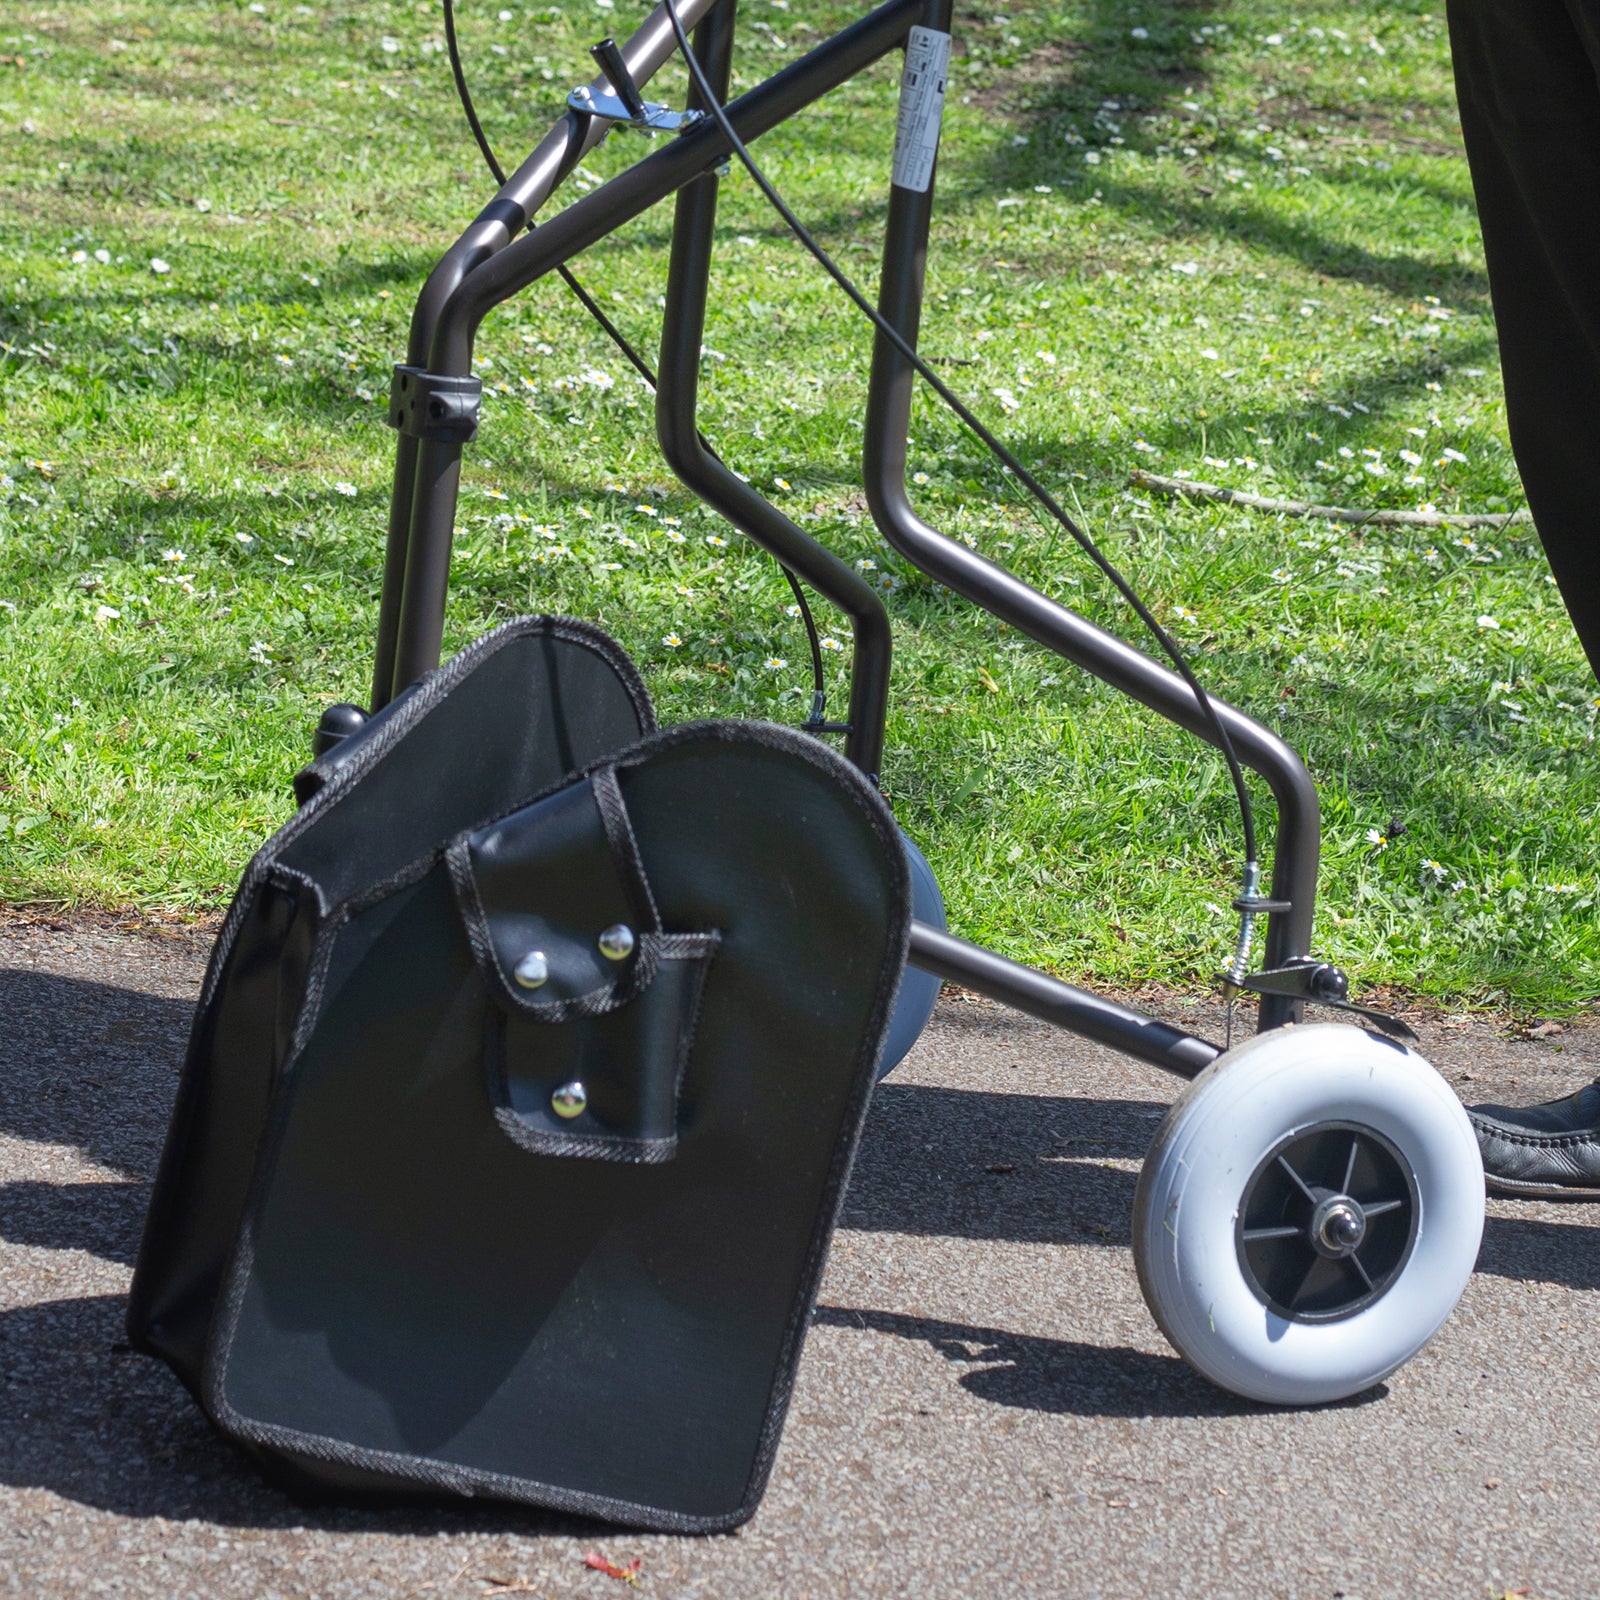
[489, 937, 716, 1163]
[450, 766, 665, 1021]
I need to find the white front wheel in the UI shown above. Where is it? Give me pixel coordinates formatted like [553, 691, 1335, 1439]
[1132, 1024, 1484, 1406]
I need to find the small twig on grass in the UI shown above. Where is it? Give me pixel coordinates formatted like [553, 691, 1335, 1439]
[1130, 469, 1533, 529]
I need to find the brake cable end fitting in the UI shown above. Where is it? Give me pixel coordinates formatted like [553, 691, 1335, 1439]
[1225, 859, 1263, 988]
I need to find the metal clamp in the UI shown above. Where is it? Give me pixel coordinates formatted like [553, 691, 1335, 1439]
[389, 365, 482, 443]
[568, 37, 705, 134]
[1233, 958, 1418, 1043]
[1232, 890, 1293, 916]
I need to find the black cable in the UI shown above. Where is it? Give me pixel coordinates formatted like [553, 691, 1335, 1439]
[444, 0, 658, 386]
[442, 0, 508, 186]
[439, 0, 832, 719]
[660, 0, 1259, 864]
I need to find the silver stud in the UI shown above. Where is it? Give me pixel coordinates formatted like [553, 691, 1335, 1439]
[513, 949, 550, 989]
[551, 1081, 587, 1119]
[597, 923, 635, 961]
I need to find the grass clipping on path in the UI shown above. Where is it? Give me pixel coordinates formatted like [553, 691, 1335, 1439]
[1, 0, 1596, 1009]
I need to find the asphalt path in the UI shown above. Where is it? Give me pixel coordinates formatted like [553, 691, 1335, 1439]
[2, 916, 1597, 1599]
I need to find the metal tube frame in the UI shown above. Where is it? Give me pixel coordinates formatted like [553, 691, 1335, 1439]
[374, 0, 1325, 1077]
[374, 0, 728, 707]
[653, 0, 893, 782]
[383, 0, 925, 698]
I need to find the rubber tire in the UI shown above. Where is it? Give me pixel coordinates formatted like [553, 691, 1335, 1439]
[1131, 1023, 1484, 1405]
[876, 831, 945, 1079]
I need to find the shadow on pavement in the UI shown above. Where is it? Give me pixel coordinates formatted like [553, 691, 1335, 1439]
[811, 1305, 1387, 1419]
[0, 1180, 146, 1264]
[1478, 1212, 1600, 1292]
[845, 1083, 1600, 1292]
[0, 1293, 606, 1534]
[842, 1082, 1153, 1245]
[0, 967, 193, 1181]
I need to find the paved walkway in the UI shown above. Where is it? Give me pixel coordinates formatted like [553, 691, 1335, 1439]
[3, 918, 1597, 1599]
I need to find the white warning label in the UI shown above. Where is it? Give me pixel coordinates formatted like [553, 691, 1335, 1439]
[891, 26, 951, 193]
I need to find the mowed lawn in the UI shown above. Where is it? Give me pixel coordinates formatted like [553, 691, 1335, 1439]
[2, 0, 1596, 1009]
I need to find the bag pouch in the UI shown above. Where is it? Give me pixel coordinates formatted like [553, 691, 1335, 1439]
[450, 765, 718, 1162]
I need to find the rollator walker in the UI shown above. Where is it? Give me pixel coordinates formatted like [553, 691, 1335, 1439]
[128, 0, 1485, 1532]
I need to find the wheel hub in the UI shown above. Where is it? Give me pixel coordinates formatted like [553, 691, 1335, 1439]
[1235, 1121, 1420, 1324]
[1311, 1194, 1368, 1257]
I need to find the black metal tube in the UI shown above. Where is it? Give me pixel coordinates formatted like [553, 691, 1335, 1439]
[908, 923, 1220, 1079]
[391, 439, 468, 693]
[374, 197, 528, 708]
[372, 432, 421, 708]
[408, 0, 725, 373]
[388, 0, 922, 693]
[374, 0, 724, 707]
[653, 3, 893, 778]
[863, 161, 1319, 1030]
[592, 37, 650, 122]
[427, 0, 926, 373]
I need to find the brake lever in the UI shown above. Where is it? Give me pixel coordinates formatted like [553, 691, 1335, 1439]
[1224, 959, 1418, 1044]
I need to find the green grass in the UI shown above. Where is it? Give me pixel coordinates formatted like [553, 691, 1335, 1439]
[2, 0, 1596, 1008]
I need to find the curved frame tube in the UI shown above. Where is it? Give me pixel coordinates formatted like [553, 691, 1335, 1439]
[373, 0, 1321, 1053]
[653, 0, 893, 780]
[860, 122, 1319, 1028]
[374, 0, 727, 707]
[381, 0, 925, 701]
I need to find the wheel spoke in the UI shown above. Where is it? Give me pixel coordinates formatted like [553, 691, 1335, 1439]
[1346, 1251, 1375, 1292]
[1360, 1198, 1406, 1219]
[1241, 1224, 1304, 1242]
[1287, 1252, 1348, 1312]
[1342, 1136, 1360, 1195]
[1276, 1154, 1320, 1204]
[1284, 1249, 1322, 1310]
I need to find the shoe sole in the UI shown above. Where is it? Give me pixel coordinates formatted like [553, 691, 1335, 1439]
[1484, 1172, 1600, 1202]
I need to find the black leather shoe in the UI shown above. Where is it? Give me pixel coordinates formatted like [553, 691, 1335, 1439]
[1469, 1077, 1600, 1199]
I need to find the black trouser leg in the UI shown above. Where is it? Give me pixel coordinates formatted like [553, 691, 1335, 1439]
[1448, 0, 1600, 680]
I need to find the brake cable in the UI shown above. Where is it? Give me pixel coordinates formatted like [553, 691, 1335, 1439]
[659, 0, 1268, 974]
[440, 0, 830, 723]
[444, 0, 1270, 987]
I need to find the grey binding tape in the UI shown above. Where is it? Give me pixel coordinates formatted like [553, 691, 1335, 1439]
[891, 26, 951, 193]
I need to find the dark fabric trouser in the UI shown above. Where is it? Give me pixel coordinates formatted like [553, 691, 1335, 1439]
[1448, 0, 1600, 680]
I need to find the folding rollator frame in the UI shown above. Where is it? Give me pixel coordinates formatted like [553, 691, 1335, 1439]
[366, 0, 1327, 1080]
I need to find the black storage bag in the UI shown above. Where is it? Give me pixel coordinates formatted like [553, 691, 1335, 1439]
[128, 618, 911, 1531]
[128, 616, 658, 1390]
